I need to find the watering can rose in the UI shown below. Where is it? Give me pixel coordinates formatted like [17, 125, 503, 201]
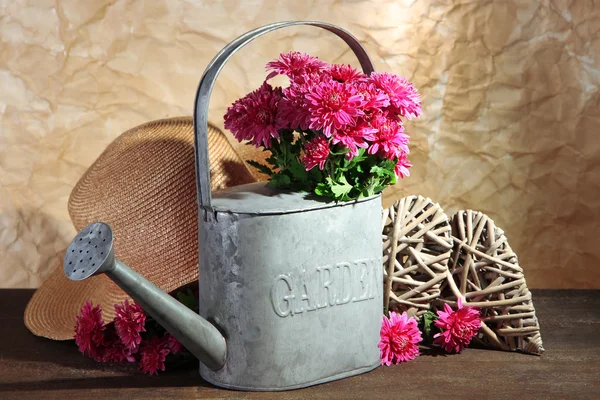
[224, 52, 422, 201]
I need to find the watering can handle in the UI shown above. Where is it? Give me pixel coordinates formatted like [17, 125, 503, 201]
[193, 21, 375, 219]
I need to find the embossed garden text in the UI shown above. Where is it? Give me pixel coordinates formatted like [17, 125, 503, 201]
[270, 258, 380, 317]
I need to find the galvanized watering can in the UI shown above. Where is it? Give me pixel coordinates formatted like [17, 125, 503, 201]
[64, 21, 382, 391]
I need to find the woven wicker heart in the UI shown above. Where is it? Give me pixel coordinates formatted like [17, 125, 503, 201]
[439, 210, 544, 355]
[382, 195, 453, 318]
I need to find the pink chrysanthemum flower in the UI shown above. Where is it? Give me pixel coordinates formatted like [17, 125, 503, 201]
[379, 311, 422, 365]
[368, 112, 409, 160]
[303, 135, 330, 171]
[74, 301, 107, 361]
[276, 72, 337, 131]
[101, 325, 136, 363]
[266, 51, 327, 80]
[353, 81, 390, 111]
[333, 120, 377, 159]
[394, 152, 412, 179]
[140, 337, 170, 375]
[276, 82, 312, 130]
[369, 72, 422, 119]
[224, 81, 281, 148]
[306, 80, 364, 137]
[328, 64, 363, 83]
[102, 342, 135, 363]
[434, 298, 481, 353]
[164, 333, 183, 354]
[114, 299, 146, 352]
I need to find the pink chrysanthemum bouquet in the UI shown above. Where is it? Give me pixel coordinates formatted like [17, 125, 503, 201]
[74, 289, 194, 374]
[224, 52, 422, 201]
[378, 300, 482, 365]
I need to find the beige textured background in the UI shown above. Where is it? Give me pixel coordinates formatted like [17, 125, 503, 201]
[1, 0, 599, 289]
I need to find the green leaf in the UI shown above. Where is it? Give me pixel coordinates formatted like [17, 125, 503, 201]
[362, 185, 376, 198]
[314, 182, 332, 197]
[309, 167, 323, 182]
[246, 160, 274, 176]
[350, 148, 368, 164]
[267, 173, 291, 188]
[287, 158, 310, 185]
[421, 310, 437, 345]
[330, 149, 349, 156]
[177, 289, 198, 311]
[328, 175, 353, 199]
[370, 164, 396, 180]
[265, 155, 278, 166]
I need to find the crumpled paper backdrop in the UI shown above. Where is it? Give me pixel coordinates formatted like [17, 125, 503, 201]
[1, 0, 599, 288]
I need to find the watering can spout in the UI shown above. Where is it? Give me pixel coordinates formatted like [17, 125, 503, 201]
[63, 222, 227, 371]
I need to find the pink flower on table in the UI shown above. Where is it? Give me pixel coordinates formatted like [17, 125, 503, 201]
[394, 152, 412, 179]
[328, 64, 363, 83]
[164, 333, 183, 354]
[224, 81, 281, 148]
[369, 72, 422, 119]
[101, 325, 136, 363]
[303, 135, 330, 171]
[333, 120, 377, 159]
[102, 342, 135, 363]
[114, 299, 146, 352]
[379, 311, 422, 365]
[74, 301, 107, 362]
[140, 337, 170, 375]
[368, 112, 409, 160]
[434, 298, 481, 353]
[266, 51, 327, 81]
[306, 80, 364, 137]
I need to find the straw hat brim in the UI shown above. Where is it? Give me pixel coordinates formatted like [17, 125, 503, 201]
[24, 117, 257, 340]
[24, 255, 129, 340]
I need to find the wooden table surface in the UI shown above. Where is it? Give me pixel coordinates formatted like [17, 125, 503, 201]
[1, 289, 598, 399]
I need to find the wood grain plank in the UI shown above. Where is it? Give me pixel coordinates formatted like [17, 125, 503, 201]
[1, 289, 598, 399]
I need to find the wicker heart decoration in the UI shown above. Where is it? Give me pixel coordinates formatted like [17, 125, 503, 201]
[439, 210, 544, 355]
[381, 195, 453, 317]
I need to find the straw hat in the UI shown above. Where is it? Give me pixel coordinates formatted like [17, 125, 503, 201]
[24, 117, 257, 340]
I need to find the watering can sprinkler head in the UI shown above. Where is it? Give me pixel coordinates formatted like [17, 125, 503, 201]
[63, 222, 227, 371]
[64, 222, 117, 280]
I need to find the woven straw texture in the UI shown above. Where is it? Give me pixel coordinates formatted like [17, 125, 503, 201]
[24, 117, 256, 340]
[439, 210, 544, 355]
[382, 196, 453, 317]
